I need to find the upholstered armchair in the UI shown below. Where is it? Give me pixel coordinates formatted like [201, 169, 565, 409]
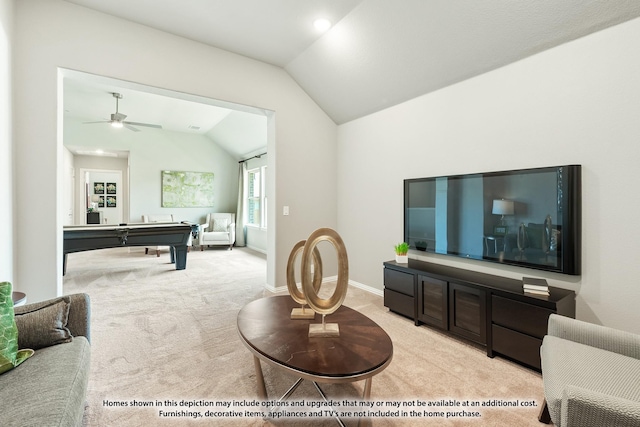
[199, 213, 235, 250]
[539, 314, 640, 426]
[141, 214, 192, 255]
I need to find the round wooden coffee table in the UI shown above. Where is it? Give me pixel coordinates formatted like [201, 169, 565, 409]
[237, 296, 393, 425]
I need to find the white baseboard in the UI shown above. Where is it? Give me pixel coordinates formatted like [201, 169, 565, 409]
[245, 244, 267, 255]
[348, 279, 384, 297]
[265, 283, 282, 294]
[322, 275, 383, 297]
[267, 275, 383, 297]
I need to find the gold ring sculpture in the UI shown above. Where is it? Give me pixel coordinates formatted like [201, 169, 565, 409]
[286, 240, 323, 319]
[300, 228, 349, 337]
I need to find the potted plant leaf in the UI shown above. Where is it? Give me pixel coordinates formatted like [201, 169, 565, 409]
[394, 242, 410, 264]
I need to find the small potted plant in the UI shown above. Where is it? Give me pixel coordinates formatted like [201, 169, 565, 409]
[394, 242, 410, 264]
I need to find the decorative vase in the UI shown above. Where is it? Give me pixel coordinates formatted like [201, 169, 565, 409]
[395, 254, 408, 264]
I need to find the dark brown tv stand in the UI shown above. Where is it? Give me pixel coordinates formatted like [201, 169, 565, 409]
[383, 259, 576, 370]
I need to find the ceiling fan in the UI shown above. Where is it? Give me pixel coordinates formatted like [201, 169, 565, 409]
[83, 92, 162, 132]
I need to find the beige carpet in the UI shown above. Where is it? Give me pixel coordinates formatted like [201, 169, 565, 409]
[63, 246, 546, 426]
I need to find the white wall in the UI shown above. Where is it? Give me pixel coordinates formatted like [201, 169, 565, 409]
[62, 146, 74, 225]
[13, 0, 337, 302]
[65, 119, 238, 225]
[129, 131, 237, 224]
[0, 0, 12, 284]
[338, 17, 640, 333]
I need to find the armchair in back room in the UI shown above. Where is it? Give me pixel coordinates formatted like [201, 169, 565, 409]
[199, 213, 235, 250]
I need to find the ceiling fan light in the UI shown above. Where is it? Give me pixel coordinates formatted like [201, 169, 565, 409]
[111, 120, 123, 128]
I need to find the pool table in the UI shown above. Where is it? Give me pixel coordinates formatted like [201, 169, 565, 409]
[63, 222, 193, 275]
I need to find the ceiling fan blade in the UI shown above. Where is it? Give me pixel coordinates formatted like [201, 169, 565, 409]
[85, 93, 164, 132]
[123, 123, 141, 132]
[83, 121, 110, 124]
[123, 121, 162, 129]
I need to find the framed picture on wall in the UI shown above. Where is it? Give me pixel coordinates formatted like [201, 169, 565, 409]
[106, 196, 117, 208]
[106, 183, 117, 194]
[161, 170, 215, 207]
[98, 196, 105, 208]
[93, 182, 105, 194]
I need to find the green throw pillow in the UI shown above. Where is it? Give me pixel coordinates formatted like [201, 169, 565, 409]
[0, 282, 34, 375]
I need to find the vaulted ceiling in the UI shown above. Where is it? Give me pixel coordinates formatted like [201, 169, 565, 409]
[63, 72, 269, 160]
[63, 0, 640, 147]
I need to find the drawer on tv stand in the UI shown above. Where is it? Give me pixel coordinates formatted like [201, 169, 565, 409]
[492, 295, 553, 339]
[492, 324, 542, 370]
[384, 268, 415, 296]
[384, 289, 414, 320]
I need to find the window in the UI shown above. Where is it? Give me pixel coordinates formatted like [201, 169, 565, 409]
[247, 166, 267, 228]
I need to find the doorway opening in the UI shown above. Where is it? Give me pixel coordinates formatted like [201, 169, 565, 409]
[60, 68, 274, 283]
[80, 168, 124, 225]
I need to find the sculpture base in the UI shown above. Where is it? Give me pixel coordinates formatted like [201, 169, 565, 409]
[308, 323, 340, 337]
[291, 307, 316, 319]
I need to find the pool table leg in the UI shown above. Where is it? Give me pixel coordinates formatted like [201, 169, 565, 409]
[170, 245, 188, 270]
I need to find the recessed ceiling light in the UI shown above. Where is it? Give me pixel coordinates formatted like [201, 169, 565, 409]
[313, 18, 332, 32]
[76, 150, 117, 157]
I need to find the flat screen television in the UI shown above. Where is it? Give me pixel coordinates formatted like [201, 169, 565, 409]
[404, 165, 581, 275]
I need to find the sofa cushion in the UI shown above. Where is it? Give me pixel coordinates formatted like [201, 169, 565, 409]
[541, 335, 640, 424]
[14, 297, 73, 350]
[0, 337, 90, 427]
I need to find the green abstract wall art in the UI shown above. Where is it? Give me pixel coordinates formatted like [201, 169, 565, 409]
[161, 171, 215, 208]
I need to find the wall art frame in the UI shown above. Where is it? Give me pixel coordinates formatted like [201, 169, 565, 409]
[161, 170, 215, 208]
[93, 182, 105, 194]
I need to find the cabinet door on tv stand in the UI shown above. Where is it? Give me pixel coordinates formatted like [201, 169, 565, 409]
[418, 275, 448, 330]
[449, 283, 487, 345]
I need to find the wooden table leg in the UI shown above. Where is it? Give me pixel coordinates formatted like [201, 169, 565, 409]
[538, 399, 551, 424]
[253, 356, 267, 399]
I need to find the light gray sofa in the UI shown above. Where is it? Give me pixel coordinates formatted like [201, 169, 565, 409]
[540, 313, 640, 426]
[0, 293, 91, 427]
